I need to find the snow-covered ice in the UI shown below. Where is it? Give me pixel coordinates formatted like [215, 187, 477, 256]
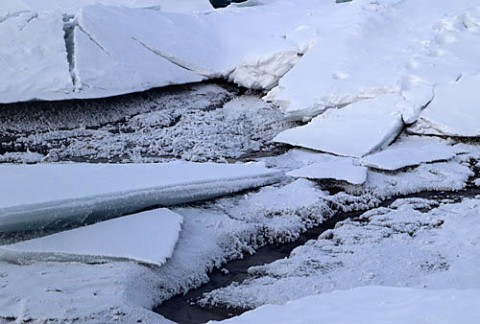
[0, 208, 182, 266]
[0, 11, 73, 103]
[274, 94, 404, 158]
[0, 162, 283, 232]
[409, 74, 480, 137]
[214, 286, 480, 324]
[360, 136, 464, 171]
[287, 150, 367, 185]
[0, 0, 213, 14]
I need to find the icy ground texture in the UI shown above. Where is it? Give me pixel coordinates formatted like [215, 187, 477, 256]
[200, 197, 480, 311]
[0, 84, 293, 163]
[0, 161, 283, 232]
[215, 286, 480, 324]
[0, 209, 182, 266]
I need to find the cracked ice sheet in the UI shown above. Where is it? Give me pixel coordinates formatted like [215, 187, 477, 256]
[72, 5, 205, 99]
[409, 74, 480, 137]
[287, 149, 367, 185]
[267, 0, 480, 120]
[0, 0, 212, 14]
[0, 161, 283, 232]
[214, 286, 480, 324]
[0, 208, 182, 266]
[200, 198, 480, 311]
[360, 136, 465, 171]
[273, 94, 404, 158]
[0, 11, 73, 103]
[74, 1, 320, 92]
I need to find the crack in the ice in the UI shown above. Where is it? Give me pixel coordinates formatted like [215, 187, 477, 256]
[131, 37, 211, 76]
[18, 13, 38, 31]
[0, 10, 31, 24]
[77, 24, 110, 55]
[62, 14, 81, 92]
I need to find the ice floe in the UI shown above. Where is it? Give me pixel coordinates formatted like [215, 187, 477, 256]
[287, 150, 367, 185]
[360, 136, 464, 171]
[409, 74, 480, 137]
[0, 208, 182, 266]
[274, 94, 404, 158]
[0, 162, 283, 232]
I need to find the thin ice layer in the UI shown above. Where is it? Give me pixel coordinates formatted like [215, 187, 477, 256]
[273, 94, 404, 158]
[288, 153, 367, 185]
[0, 209, 182, 266]
[0, 162, 284, 232]
[361, 136, 463, 171]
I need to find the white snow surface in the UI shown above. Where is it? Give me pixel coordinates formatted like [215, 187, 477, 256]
[0, 208, 182, 266]
[360, 136, 464, 171]
[215, 286, 480, 324]
[267, 0, 480, 120]
[274, 94, 404, 158]
[0, 0, 213, 14]
[2, 0, 479, 106]
[409, 74, 480, 137]
[0, 162, 283, 232]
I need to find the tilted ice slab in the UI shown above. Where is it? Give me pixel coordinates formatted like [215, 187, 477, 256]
[0, 162, 283, 232]
[360, 136, 464, 171]
[409, 74, 480, 137]
[215, 286, 480, 324]
[287, 150, 367, 185]
[0, 208, 182, 266]
[274, 94, 404, 158]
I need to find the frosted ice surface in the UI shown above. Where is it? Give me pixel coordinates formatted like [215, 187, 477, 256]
[288, 152, 367, 185]
[0, 162, 283, 232]
[0, 208, 183, 266]
[274, 94, 404, 158]
[409, 74, 480, 137]
[361, 136, 463, 171]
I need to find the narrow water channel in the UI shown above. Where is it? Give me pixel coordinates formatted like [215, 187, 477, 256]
[154, 187, 480, 324]
[154, 208, 364, 323]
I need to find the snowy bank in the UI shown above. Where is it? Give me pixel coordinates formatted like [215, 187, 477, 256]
[214, 286, 480, 324]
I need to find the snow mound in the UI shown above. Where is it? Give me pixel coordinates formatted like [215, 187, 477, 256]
[0, 162, 283, 232]
[214, 286, 480, 324]
[0, 208, 182, 266]
[273, 94, 404, 158]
